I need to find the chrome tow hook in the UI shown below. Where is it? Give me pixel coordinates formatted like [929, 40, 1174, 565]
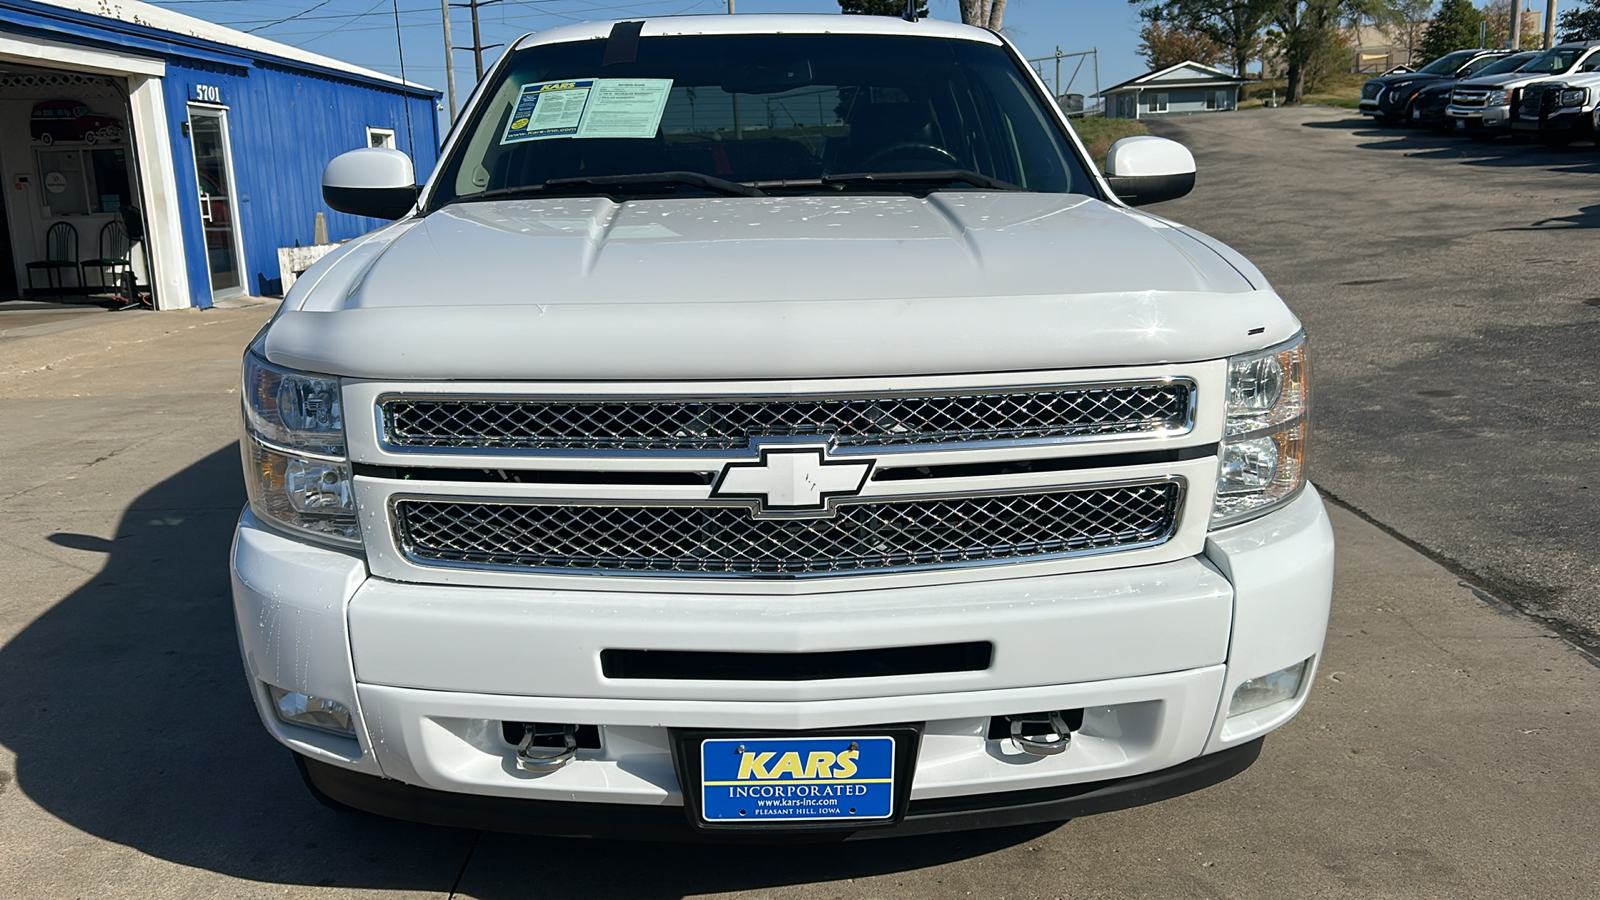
[516, 723, 578, 772]
[1009, 711, 1073, 757]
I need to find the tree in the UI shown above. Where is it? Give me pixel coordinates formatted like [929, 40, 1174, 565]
[1419, 0, 1483, 62]
[1138, 21, 1230, 69]
[958, 0, 1008, 30]
[1264, 0, 1386, 103]
[1558, 0, 1600, 41]
[1373, 0, 1433, 67]
[839, 0, 928, 16]
[1129, 1, 1275, 78]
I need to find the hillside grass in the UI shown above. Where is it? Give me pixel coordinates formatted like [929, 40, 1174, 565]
[1069, 116, 1151, 169]
[1238, 72, 1368, 110]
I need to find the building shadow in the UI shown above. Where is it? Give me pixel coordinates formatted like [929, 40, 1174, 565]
[0, 443, 1048, 893]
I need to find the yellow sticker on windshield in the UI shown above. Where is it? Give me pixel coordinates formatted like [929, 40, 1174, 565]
[501, 79, 596, 143]
[500, 78, 673, 144]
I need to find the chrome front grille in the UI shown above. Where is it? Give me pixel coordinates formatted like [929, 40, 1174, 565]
[394, 480, 1183, 578]
[1451, 88, 1490, 108]
[380, 381, 1194, 453]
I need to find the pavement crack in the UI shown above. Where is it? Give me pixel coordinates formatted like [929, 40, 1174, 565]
[1318, 485, 1600, 666]
[447, 830, 483, 898]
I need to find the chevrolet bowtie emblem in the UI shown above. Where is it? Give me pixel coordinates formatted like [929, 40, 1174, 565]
[712, 446, 873, 516]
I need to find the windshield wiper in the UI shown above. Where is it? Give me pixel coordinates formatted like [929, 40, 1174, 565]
[820, 170, 1023, 192]
[455, 171, 765, 204]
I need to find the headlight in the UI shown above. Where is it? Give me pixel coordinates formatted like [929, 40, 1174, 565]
[1487, 89, 1510, 105]
[242, 351, 358, 543]
[1558, 88, 1588, 108]
[1213, 335, 1309, 527]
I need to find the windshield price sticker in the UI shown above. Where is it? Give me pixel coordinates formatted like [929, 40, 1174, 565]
[574, 79, 673, 139]
[501, 78, 672, 144]
[700, 735, 896, 823]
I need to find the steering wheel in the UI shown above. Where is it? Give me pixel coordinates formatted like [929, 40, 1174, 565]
[857, 141, 961, 172]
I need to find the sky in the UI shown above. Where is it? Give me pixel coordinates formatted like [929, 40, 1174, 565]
[140, 0, 1151, 112]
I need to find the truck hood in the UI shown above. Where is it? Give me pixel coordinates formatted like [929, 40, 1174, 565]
[1460, 71, 1570, 89]
[267, 192, 1298, 380]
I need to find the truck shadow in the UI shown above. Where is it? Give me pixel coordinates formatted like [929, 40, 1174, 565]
[0, 444, 1049, 894]
[1300, 117, 1600, 172]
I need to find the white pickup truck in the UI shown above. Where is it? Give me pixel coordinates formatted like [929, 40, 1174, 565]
[233, 14, 1332, 840]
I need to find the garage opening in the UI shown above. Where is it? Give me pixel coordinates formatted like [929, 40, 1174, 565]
[0, 64, 149, 310]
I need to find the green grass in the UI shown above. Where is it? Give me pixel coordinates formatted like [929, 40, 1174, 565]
[1238, 72, 1367, 111]
[1069, 116, 1151, 170]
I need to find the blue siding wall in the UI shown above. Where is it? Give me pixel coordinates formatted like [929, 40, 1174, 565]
[163, 60, 440, 304]
[1, 0, 441, 308]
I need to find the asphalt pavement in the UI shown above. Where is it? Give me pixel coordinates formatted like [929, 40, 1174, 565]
[2, 108, 1599, 898]
[1147, 107, 1600, 650]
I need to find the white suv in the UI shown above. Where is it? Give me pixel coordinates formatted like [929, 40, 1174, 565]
[233, 14, 1333, 840]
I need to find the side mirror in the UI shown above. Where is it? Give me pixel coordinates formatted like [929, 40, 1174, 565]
[1103, 136, 1196, 207]
[322, 148, 419, 220]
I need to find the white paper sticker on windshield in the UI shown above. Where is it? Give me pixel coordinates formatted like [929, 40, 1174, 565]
[501, 79, 596, 144]
[574, 79, 673, 140]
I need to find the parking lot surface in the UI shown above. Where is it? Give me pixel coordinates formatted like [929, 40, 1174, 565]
[2, 108, 1599, 898]
[1149, 107, 1600, 650]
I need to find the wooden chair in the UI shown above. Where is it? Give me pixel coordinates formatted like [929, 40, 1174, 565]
[25, 222, 80, 292]
[83, 221, 131, 293]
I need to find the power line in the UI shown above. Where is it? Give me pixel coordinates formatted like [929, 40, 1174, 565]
[243, 0, 337, 32]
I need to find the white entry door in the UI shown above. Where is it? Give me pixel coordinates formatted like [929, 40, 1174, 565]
[187, 105, 246, 299]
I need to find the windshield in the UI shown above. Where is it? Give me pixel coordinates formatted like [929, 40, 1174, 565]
[1418, 50, 1481, 74]
[1476, 52, 1539, 76]
[1519, 48, 1583, 74]
[429, 32, 1092, 208]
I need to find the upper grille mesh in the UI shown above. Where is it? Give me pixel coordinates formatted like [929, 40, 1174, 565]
[394, 481, 1182, 578]
[381, 383, 1193, 452]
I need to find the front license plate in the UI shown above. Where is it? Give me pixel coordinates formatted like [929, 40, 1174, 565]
[700, 735, 897, 823]
[1455, 119, 1465, 130]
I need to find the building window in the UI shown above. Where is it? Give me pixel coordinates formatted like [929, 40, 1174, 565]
[366, 127, 396, 149]
[1149, 93, 1168, 113]
[1205, 91, 1219, 110]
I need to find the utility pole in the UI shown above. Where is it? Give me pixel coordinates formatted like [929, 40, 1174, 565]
[1510, 0, 1523, 49]
[451, 0, 503, 82]
[727, 0, 734, 12]
[1544, 0, 1557, 49]
[440, 0, 457, 122]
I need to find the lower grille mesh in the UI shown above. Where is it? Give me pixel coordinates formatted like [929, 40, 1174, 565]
[395, 481, 1182, 578]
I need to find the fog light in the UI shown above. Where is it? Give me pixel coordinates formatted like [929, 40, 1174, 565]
[268, 684, 355, 736]
[1228, 659, 1309, 717]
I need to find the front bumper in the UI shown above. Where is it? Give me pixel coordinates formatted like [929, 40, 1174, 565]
[297, 736, 1265, 841]
[1447, 106, 1509, 129]
[1537, 110, 1599, 135]
[231, 487, 1334, 834]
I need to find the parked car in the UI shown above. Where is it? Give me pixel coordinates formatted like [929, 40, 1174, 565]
[1411, 50, 1540, 129]
[1518, 74, 1600, 146]
[1360, 49, 1509, 124]
[238, 14, 1333, 841]
[1451, 41, 1600, 140]
[29, 99, 123, 145]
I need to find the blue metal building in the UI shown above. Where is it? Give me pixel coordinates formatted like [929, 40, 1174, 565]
[0, 0, 440, 308]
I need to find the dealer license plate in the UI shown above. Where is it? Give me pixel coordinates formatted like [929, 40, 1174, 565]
[699, 735, 896, 823]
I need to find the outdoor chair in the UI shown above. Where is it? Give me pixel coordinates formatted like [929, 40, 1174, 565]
[83, 220, 131, 294]
[25, 222, 80, 291]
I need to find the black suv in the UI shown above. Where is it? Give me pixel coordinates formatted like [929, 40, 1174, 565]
[1409, 50, 1540, 128]
[1360, 49, 1510, 125]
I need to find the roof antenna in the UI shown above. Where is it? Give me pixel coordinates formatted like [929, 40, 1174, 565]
[903, 0, 918, 22]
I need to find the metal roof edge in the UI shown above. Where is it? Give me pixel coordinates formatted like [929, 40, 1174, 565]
[1, 0, 438, 97]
